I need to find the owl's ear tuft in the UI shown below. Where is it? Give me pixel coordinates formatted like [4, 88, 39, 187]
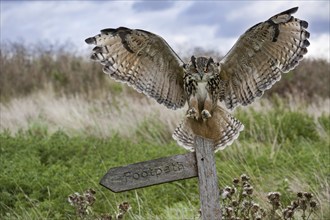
[85, 37, 96, 45]
[191, 56, 197, 68]
[206, 57, 214, 66]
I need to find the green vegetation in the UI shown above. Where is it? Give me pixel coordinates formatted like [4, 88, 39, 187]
[0, 42, 329, 219]
[1, 105, 329, 219]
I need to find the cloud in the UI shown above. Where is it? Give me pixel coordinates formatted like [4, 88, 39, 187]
[132, 0, 175, 12]
[177, 1, 251, 37]
[307, 33, 330, 60]
[0, 1, 329, 60]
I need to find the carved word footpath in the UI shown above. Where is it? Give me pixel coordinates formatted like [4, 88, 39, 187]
[123, 162, 184, 182]
[100, 152, 197, 192]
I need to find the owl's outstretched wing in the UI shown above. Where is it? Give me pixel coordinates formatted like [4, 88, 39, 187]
[217, 7, 310, 110]
[85, 27, 187, 109]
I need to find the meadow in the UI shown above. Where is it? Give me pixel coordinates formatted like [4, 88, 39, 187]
[0, 43, 329, 219]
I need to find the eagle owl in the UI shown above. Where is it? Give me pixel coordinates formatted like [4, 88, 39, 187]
[85, 7, 309, 151]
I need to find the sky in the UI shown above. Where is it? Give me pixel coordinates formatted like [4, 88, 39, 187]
[1, 0, 329, 60]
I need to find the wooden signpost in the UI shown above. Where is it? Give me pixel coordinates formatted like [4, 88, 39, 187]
[100, 152, 198, 192]
[100, 136, 222, 220]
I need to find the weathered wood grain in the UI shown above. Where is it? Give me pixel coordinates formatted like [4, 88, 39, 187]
[100, 152, 197, 192]
[195, 136, 222, 220]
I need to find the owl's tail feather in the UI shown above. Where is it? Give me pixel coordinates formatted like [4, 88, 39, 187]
[173, 106, 244, 152]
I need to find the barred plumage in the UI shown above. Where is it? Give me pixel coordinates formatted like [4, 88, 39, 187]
[85, 7, 309, 151]
[218, 7, 310, 110]
[173, 106, 244, 152]
[85, 27, 186, 110]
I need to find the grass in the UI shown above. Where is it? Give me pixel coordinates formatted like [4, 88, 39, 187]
[1, 94, 329, 219]
[1, 42, 329, 219]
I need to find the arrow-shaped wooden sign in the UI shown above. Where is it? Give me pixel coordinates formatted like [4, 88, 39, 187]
[100, 137, 222, 219]
[100, 152, 198, 192]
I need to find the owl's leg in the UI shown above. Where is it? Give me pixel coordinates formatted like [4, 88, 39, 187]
[201, 92, 212, 121]
[186, 95, 199, 120]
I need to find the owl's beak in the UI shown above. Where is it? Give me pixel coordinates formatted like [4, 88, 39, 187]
[198, 72, 204, 80]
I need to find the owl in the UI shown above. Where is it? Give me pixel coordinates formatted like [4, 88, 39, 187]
[85, 7, 309, 151]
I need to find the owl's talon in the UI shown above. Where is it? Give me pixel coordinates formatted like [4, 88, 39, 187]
[201, 109, 211, 121]
[186, 108, 199, 120]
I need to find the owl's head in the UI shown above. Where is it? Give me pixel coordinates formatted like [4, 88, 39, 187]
[184, 56, 218, 80]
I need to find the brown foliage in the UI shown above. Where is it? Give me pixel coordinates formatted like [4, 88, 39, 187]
[0, 43, 329, 101]
[266, 58, 330, 99]
[0, 42, 106, 101]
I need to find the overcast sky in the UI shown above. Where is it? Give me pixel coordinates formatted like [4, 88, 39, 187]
[1, 1, 329, 60]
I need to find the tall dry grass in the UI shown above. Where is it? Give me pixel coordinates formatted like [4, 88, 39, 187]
[0, 42, 106, 101]
[0, 87, 184, 141]
[1, 42, 329, 102]
[1, 86, 328, 141]
[1, 42, 329, 139]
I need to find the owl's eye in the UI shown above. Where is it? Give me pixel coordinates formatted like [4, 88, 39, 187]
[190, 66, 198, 72]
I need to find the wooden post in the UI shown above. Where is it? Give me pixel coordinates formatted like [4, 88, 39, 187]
[195, 136, 222, 220]
[100, 136, 222, 219]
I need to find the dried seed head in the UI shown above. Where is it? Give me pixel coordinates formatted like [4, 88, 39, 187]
[233, 178, 240, 186]
[118, 202, 131, 213]
[310, 200, 317, 208]
[116, 213, 124, 219]
[291, 200, 299, 209]
[244, 186, 254, 195]
[226, 207, 233, 213]
[224, 207, 234, 218]
[221, 186, 233, 199]
[231, 200, 239, 207]
[274, 201, 281, 208]
[242, 200, 251, 208]
[260, 208, 266, 217]
[243, 182, 251, 187]
[221, 190, 230, 199]
[297, 192, 303, 198]
[251, 203, 260, 213]
[87, 196, 95, 205]
[283, 208, 294, 218]
[87, 188, 96, 194]
[230, 187, 237, 195]
[267, 192, 273, 200]
[299, 199, 307, 210]
[240, 174, 250, 182]
[68, 195, 75, 206]
[267, 192, 281, 203]
[304, 192, 313, 200]
[224, 186, 232, 192]
[274, 192, 281, 199]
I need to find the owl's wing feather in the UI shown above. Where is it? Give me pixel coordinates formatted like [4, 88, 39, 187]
[218, 7, 310, 110]
[85, 27, 187, 109]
